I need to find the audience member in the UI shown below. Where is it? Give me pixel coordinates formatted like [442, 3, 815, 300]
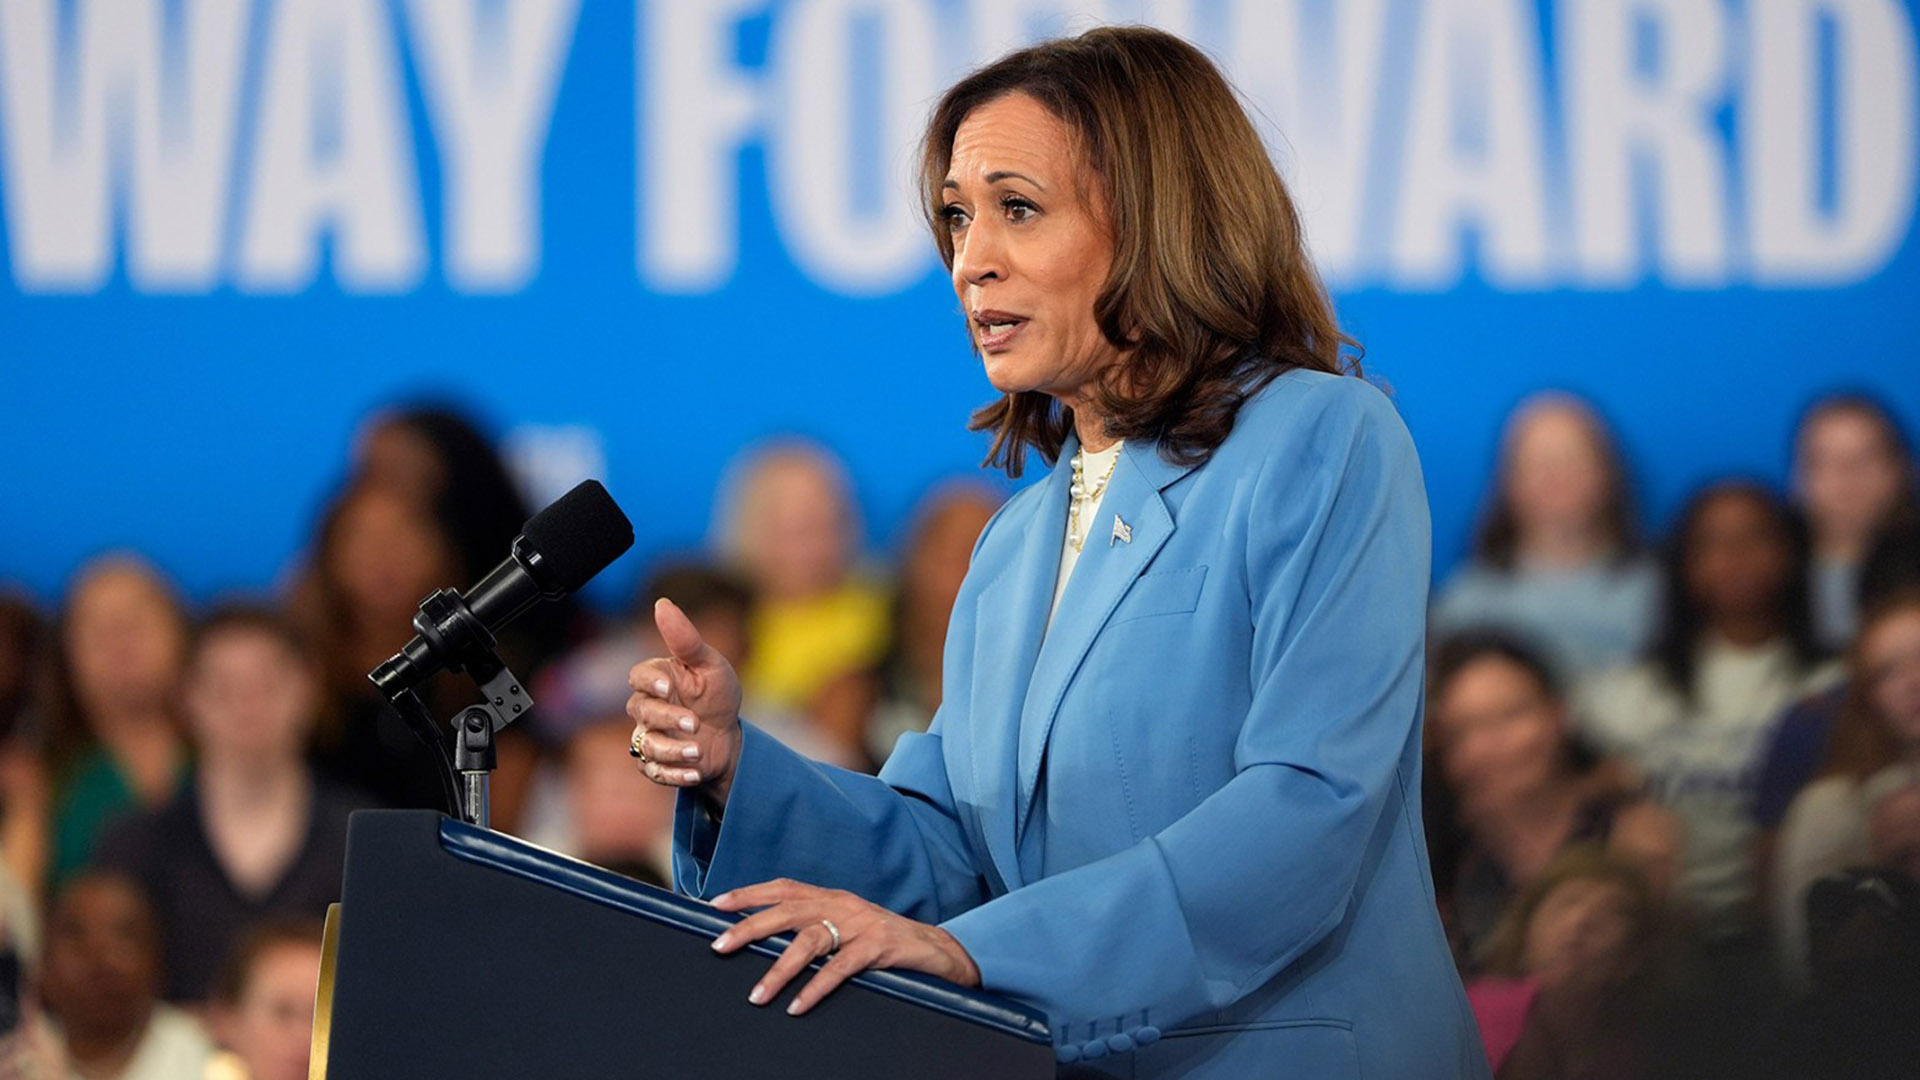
[1790, 393, 1918, 651]
[1574, 481, 1834, 929]
[1433, 393, 1659, 679]
[864, 484, 1001, 764]
[45, 559, 190, 887]
[204, 919, 325, 1080]
[1867, 782, 1920, 882]
[1468, 848, 1663, 1076]
[38, 872, 212, 1080]
[96, 608, 365, 1003]
[1425, 631, 1680, 971]
[1769, 591, 1920, 979]
[712, 441, 889, 761]
[0, 593, 51, 916]
[1751, 512, 1920, 859]
[296, 482, 467, 815]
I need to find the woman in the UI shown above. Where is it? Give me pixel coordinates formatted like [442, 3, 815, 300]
[625, 28, 1486, 1078]
[1574, 481, 1834, 929]
[1433, 393, 1658, 679]
[205, 919, 326, 1080]
[1770, 590, 1920, 979]
[44, 556, 191, 887]
[1424, 631, 1679, 971]
[711, 439, 890, 762]
[1791, 394, 1918, 651]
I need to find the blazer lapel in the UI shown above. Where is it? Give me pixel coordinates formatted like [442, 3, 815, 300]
[1012, 439, 1192, 844]
[967, 447, 1072, 892]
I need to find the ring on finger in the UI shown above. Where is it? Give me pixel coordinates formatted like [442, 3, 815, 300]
[819, 918, 841, 954]
[630, 729, 651, 763]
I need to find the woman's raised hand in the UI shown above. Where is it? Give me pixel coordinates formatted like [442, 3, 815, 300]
[627, 597, 745, 807]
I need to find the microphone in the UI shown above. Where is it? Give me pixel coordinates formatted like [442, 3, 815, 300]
[370, 479, 634, 700]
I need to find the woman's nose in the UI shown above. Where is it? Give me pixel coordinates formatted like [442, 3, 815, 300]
[952, 222, 1006, 286]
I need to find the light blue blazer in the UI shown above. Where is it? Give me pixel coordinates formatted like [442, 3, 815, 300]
[674, 370, 1491, 1078]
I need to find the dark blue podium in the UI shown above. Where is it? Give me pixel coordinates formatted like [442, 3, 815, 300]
[310, 810, 1054, 1078]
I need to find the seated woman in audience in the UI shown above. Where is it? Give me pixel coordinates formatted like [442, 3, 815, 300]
[711, 441, 890, 761]
[96, 607, 366, 1003]
[1791, 393, 1918, 652]
[864, 483, 1002, 765]
[1426, 630, 1680, 971]
[205, 919, 326, 1080]
[1771, 590, 1920, 979]
[45, 557, 191, 887]
[1433, 392, 1659, 680]
[1574, 481, 1836, 931]
[38, 871, 213, 1080]
[1465, 847, 1665, 1077]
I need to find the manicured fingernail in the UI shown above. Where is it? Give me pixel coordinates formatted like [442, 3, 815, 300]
[713, 892, 733, 907]
[711, 933, 730, 951]
[678, 716, 697, 733]
[749, 985, 768, 1006]
[682, 770, 701, 783]
[682, 745, 700, 761]
[786, 1000, 802, 1016]
[655, 680, 670, 695]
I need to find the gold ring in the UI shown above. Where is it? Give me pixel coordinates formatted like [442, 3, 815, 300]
[631, 729, 651, 763]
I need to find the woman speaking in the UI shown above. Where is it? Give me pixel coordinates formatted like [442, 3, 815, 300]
[625, 26, 1489, 1079]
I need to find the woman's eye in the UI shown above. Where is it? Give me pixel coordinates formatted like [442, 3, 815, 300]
[939, 204, 970, 230]
[1001, 195, 1037, 222]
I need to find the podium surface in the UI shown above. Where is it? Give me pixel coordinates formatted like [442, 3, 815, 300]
[314, 810, 1054, 1078]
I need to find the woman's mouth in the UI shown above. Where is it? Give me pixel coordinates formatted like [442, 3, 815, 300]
[973, 311, 1028, 352]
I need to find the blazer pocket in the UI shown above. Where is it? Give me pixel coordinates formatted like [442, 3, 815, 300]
[1109, 566, 1208, 627]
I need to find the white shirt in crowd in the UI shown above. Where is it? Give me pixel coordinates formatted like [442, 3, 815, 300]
[1573, 637, 1839, 924]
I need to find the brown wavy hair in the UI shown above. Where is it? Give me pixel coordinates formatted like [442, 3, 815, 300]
[918, 26, 1358, 477]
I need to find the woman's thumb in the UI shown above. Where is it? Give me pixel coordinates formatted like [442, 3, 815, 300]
[654, 597, 713, 666]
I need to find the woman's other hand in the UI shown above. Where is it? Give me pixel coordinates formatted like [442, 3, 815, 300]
[709, 879, 980, 1014]
[627, 598, 745, 806]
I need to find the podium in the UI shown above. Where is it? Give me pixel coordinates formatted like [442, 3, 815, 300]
[311, 811, 1055, 1078]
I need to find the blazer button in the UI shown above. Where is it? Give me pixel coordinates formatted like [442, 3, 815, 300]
[1135, 1026, 1162, 1046]
[1080, 1039, 1110, 1060]
[1106, 1033, 1136, 1054]
[1055, 1044, 1082, 1065]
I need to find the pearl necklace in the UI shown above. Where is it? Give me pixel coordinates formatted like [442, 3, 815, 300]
[1067, 446, 1119, 553]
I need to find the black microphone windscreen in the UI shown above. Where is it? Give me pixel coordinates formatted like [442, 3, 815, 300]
[520, 480, 634, 593]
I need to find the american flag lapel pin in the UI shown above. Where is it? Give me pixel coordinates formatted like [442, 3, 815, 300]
[1110, 513, 1132, 547]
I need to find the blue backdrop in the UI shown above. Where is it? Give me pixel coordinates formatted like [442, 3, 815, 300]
[3, 0, 1917, 610]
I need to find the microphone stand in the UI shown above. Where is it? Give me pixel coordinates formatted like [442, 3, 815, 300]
[371, 590, 536, 830]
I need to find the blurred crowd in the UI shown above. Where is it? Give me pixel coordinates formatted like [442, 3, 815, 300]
[0, 390, 1914, 1079]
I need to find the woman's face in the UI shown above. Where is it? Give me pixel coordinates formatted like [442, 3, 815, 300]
[943, 93, 1123, 406]
[1432, 656, 1567, 815]
[741, 456, 851, 601]
[1504, 403, 1610, 544]
[1684, 491, 1791, 628]
[64, 564, 185, 721]
[1797, 408, 1906, 546]
[327, 487, 454, 639]
[1520, 877, 1640, 989]
[183, 629, 316, 764]
[1860, 608, 1920, 749]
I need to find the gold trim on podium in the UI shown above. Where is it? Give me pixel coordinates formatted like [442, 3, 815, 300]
[310, 902, 341, 1080]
